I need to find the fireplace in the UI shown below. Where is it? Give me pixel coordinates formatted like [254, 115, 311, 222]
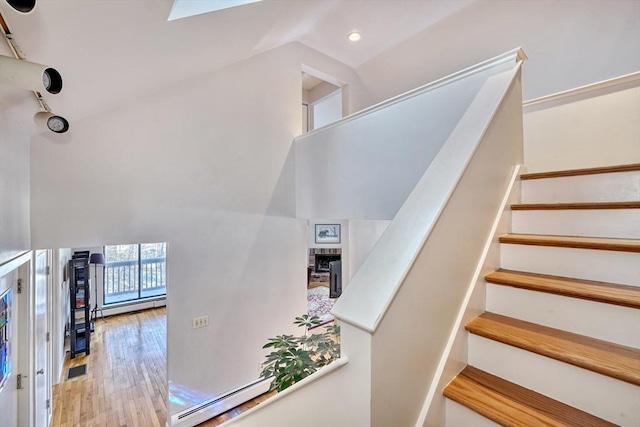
[315, 254, 341, 273]
[308, 248, 341, 283]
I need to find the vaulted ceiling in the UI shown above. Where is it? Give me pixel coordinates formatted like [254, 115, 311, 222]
[0, 0, 475, 124]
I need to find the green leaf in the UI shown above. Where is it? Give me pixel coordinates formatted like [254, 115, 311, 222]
[258, 314, 341, 393]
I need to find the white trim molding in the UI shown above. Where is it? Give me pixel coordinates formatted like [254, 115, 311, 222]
[523, 71, 640, 112]
[0, 251, 31, 277]
[170, 379, 270, 427]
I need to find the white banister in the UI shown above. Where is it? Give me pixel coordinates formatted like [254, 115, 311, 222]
[330, 62, 524, 333]
[523, 71, 639, 110]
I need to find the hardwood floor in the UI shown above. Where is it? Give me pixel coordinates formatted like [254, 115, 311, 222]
[52, 307, 273, 427]
[196, 391, 276, 426]
[307, 281, 329, 289]
[52, 308, 168, 427]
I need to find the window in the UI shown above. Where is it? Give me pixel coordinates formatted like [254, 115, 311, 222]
[103, 243, 166, 305]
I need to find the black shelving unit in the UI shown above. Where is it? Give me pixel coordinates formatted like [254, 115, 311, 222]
[69, 257, 91, 358]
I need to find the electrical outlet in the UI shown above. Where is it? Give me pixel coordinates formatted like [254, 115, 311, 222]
[192, 316, 209, 329]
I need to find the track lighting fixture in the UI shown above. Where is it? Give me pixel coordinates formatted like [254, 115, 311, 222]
[0, 55, 63, 94]
[34, 111, 69, 134]
[1, 8, 70, 134]
[0, 0, 35, 14]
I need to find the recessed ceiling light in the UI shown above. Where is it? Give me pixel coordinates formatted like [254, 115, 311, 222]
[348, 31, 361, 42]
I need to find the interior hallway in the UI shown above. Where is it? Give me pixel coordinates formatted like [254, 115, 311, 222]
[52, 307, 271, 426]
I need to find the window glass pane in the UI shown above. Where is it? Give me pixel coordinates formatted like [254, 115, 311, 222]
[104, 244, 140, 305]
[103, 243, 166, 305]
[140, 243, 166, 299]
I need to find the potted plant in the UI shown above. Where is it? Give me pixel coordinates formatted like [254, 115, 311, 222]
[259, 315, 340, 392]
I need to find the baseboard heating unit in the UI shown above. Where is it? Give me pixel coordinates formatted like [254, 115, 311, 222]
[169, 378, 270, 427]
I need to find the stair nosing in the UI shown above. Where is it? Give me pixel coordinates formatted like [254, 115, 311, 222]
[520, 163, 640, 180]
[485, 269, 640, 309]
[499, 233, 640, 253]
[511, 201, 640, 210]
[465, 312, 640, 386]
[444, 366, 617, 427]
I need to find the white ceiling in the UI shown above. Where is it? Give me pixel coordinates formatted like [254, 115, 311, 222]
[0, 0, 475, 124]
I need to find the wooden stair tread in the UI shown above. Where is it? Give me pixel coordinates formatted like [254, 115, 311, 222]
[485, 269, 640, 309]
[511, 201, 640, 210]
[521, 163, 640, 180]
[499, 234, 640, 253]
[444, 366, 617, 427]
[466, 312, 640, 385]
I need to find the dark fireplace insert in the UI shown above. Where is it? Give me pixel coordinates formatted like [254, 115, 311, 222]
[315, 254, 341, 272]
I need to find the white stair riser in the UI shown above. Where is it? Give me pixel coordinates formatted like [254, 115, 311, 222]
[468, 335, 640, 426]
[445, 399, 500, 427]
[511, 209, 640, 238]
[521, 171, 640, 204]
[486, 284, 640, 348]
[500, 244, 640, 286]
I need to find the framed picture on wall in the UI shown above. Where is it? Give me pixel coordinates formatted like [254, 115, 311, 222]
[315, 224, 341, 244]
[0, 288, 12, 393]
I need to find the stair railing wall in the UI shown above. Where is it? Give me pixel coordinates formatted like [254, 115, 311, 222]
[295, 49, 526, 221]
[223, 49, 526, 427]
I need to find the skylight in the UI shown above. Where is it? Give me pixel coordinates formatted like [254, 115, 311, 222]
[168, 0, 262, 21]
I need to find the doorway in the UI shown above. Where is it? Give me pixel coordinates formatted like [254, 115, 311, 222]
[301, 67, 345, 133]
[51, 244, 168, 425]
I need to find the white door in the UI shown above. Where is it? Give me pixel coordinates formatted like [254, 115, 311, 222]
[16, 256, 32, 427]
[311, 88, 342, 129]
[34, 251, 48, 427]
[0, 266, 19, 427]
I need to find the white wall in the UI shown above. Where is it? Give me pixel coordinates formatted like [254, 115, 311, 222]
[29, 41, 372, 420]
[347, 220, 390, 282]
[0, 96, 31, 265]
[0, 58, 31, 426]
[302, 82, 340, 106]
[357, 0, 640, 103]
[309, 81, 339, 105]
[523, 75, 640, 172]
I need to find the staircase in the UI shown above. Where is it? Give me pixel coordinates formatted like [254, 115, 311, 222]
[444, 164, 640, 426]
